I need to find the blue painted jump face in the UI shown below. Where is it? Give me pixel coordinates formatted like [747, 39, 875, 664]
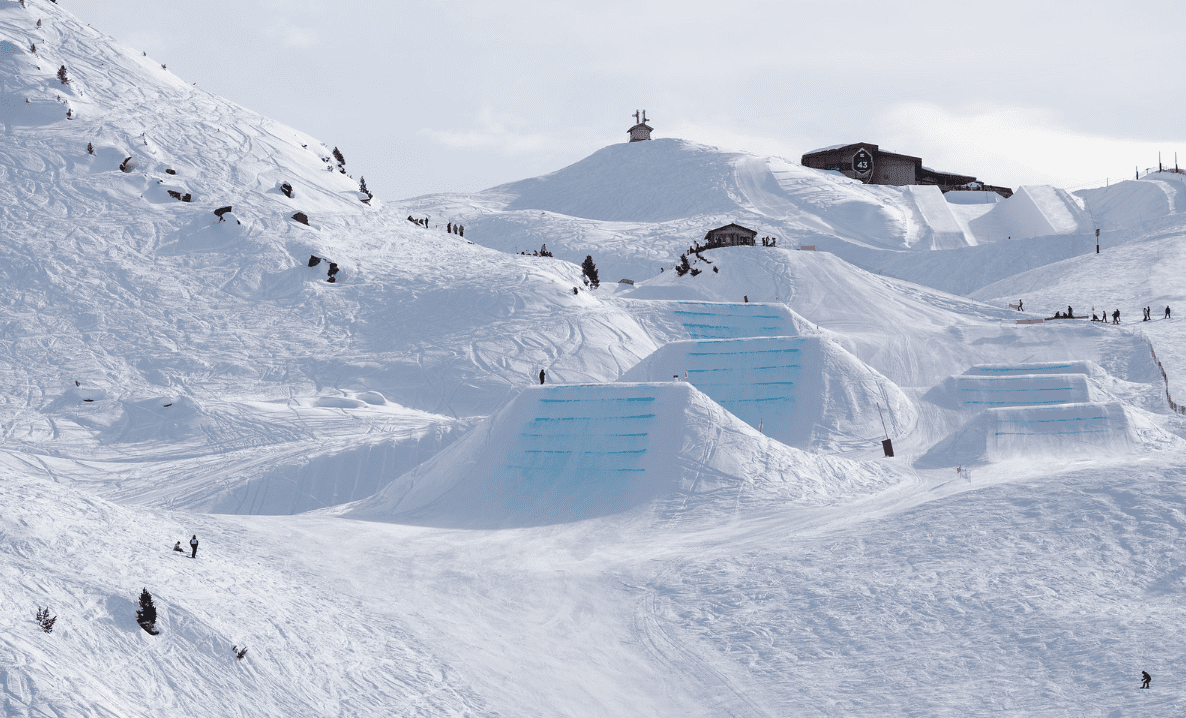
[672, 301, 787, 340]
[512, 387, 659, 513]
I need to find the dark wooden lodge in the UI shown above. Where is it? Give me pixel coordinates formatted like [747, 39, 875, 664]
[703, 223, 757, 248]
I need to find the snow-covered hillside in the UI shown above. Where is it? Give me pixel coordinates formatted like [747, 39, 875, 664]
[4, 1, 1186, 716]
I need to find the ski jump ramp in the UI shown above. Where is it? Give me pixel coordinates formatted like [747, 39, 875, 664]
[347, 383, 899, 528]
[618, 336, 914, 451]
[918, 402, 1147, 466]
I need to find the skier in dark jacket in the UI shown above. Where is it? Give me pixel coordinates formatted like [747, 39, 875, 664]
[538, 369, 545, 385]
[189, 535, 199, 558]
[1167, 306, 1172, 319]
[1141, 671, 1151, 689]
[1112, 309, 1120, 325]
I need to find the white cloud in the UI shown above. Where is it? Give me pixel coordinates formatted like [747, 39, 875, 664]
[877, 103, 1186, 190]
[420, 108, 554, 155]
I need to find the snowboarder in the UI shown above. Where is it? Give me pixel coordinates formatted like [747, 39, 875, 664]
[189, 534, 199, 558]
[1092, 313, 1099, 322]
[538, 369, 545, 385]
[1166, 306, 1172, 319]
[1112, 309, 1120, 325]
[172, 541, 184, 553]
[1141, 671, 1151, 689]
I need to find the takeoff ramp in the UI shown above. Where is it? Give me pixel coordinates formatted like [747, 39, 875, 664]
[904, 185, 973, 249]
[929, 373, 1094, 412]
[618, 336, 914, 450]
[347, 383, 900, 528]
[918, 402, 1144, 466]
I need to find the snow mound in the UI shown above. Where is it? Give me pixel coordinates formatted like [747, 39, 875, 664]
[207, 426, 464, 515]
[496, 138, 743, 222]
[917, 401, 1157, 467]
[927, 373, 1095, 413]
[347, 383, 899, 528]
[967, 185, 1089, 242]
[1077, 175, 1186, 232]
[618, 337, 914, 450]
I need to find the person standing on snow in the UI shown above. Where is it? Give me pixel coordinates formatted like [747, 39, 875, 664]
[1167, 306, 1172, 319]
[1113, 309, 1120, 325]
[538, 369, 545, 385]
[189, 534, 199, 558]
[1141, 671, 1151, 689]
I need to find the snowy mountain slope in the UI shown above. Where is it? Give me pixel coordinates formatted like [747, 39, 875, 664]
[401, 137, 1098, 288]
[4, 3, 1186, 716]
[971, 230, 1186, 402]
[0, 0, 672, 511]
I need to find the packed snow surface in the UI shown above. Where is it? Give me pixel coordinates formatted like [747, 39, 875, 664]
[4, 2, 1186, 716]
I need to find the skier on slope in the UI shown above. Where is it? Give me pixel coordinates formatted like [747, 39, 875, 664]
[189, 534, 199, 558]
[1167, 306, 1172, 319]
[1113, 309, 1120, 325]
[1141, 671, 1151, 689]
[539, 369, 546, 385]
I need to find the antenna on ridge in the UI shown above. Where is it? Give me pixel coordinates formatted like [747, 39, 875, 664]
[642, 110, 648, 123]
[634, 109, 640, 124]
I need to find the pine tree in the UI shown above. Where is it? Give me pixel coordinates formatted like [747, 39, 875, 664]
[56, 65, 68, 85]
[581, 256, 599, 288]
[359, 176, 372, 200]
[136, 588, 159, 635]
[29, 43, 35, 53]
[35, 606, 56, 633]
[675, 253, 691, 277]
[332, 147, 345, 173]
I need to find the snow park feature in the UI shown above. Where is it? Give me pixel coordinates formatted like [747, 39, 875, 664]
[618, 336, 914, 451]
[4, 2, 1186, 716]
[347, 382, 900, 529]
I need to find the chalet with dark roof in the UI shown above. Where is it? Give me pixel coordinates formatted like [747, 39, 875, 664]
[801, 142, 1012, 197]
[703, 223, 757, 248]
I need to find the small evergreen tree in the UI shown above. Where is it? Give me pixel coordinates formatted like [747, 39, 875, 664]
[136, 588, 159, 635]
[332, 147, 345, 173]
[359, 176, 372, 200]
[56, 65, 68, 85]
[29, 43, 35, 53]
[581, 256, 599, 288]
[675, 253, 691, 277]
[35, 606, 56, 633]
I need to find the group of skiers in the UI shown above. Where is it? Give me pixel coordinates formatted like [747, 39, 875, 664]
[1086, 306, 1171, 324]
[404, 216, 466, 237]
[1140, 305, 1171, 321]
[172, 535, 199, 558]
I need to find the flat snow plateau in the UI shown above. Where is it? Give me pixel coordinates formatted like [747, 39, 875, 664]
[4, 2, 1186, 716]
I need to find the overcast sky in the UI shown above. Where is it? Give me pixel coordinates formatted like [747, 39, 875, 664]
[66, 0, 1186, 202]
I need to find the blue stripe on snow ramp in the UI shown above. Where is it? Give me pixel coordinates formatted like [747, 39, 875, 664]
[346, 382, 903, 528]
